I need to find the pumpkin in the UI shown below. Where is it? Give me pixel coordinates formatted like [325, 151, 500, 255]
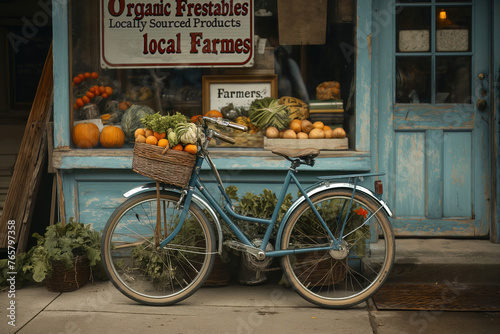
[279, 96, 309, 120]
[72, 122, 100, 149]
[204, 110, 223, 118]
[100, 125, 125, 148]
[235, 116, 259, 134]
[316, 81, 341, 100]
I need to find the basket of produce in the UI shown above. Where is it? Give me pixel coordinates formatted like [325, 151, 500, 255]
[132, 112, 201, 187]
[132, 143, 196, 187]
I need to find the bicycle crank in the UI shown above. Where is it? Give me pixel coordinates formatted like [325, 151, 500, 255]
[224, 240, 266, 261]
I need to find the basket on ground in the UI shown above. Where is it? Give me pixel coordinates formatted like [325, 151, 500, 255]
[45, 255, 90, 292]
[132, 142, 196, 187]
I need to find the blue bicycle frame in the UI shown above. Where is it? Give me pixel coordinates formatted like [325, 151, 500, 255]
[159, 151, 388, 258]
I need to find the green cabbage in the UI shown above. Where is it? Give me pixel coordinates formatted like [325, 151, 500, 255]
[120, 104, 154, 142]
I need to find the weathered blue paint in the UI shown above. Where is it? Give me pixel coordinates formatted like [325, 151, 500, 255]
[395, 132, 425, 217]
[443, 132, 472, 217]
[374, 0, 492, 237]
[52, 0, 70, 148]
[426, 130, 443, 219]
[394, 105, 475, 130]
[355, 0, 372, 152]
[55, 154, 372, 171]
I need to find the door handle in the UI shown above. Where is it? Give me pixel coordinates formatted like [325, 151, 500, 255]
[477, 99, 487, 111]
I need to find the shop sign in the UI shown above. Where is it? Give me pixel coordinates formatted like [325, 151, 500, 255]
[100, 0, 254, 68]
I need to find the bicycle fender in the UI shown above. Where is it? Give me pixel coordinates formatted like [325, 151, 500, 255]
[275, 183, 393, 250]
[123, 183, 223, 254]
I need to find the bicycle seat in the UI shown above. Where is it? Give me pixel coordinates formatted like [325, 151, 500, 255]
[271, 147, 320, 159]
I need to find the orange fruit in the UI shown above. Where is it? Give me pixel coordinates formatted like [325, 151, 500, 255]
[158, 139, 169, 147]
[184, 144, 197, 154]
[172, 144, 183, 151]
[146, 136, 158, 145]
[84, 72, 91, 79]
[323, 125, 332, 132]
[91, 72, 99, 79]
[289, 119, 302, 133]
[82, 96, 90, 104]
[145, 129, 154, 138]
[135, 128, 146, 138]
[105, 86, 113, 96]
[73, 76, 82, 84]
[154, 131, 166, 140]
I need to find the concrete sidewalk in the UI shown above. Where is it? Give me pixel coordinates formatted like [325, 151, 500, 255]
[1, 238, 500, 334]
[3, 280, 374, 334]
[2, 280, 500, 334]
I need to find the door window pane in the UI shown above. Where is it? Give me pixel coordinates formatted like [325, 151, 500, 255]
[396, 57, 431, 103]
[395, 2, 472, 105]
[397, 6, 431, 52]
[436, 56, 471, 103]
[436, 7, 471, 52]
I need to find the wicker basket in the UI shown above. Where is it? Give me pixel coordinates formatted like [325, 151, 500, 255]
[45, 255, 90, 292]
[132, 142, 196, 187]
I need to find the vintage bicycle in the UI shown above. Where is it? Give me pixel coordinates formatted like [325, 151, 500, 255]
[101, 116, 395, 308]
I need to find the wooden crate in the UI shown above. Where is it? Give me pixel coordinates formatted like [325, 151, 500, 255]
[209, 132, 264, 148]
[263, 137, 348, 151]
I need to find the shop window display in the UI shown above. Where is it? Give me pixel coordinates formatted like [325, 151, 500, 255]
[70, 0, 356, 149]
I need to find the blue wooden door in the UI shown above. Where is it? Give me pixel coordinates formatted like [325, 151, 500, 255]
[376, 0, 491, 236]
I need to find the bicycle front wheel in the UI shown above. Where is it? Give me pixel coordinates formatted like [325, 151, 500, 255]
[101, 190, 216, 306]
[280, 189, 395, 308]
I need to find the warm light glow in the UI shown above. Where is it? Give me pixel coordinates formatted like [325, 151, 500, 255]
[439, 9, 447, 20]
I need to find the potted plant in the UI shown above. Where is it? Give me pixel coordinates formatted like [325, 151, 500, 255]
[23, 219, 101, 292]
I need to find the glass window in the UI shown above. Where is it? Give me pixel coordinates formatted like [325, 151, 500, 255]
[70, 0, 357, 148]
[395, 2, 472, 104]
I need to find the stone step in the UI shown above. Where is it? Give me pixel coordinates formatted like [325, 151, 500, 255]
[387, 238, 500, 285]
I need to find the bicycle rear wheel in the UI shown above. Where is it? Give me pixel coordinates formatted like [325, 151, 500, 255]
[280, 189, 395, 308]
[101, 190, 215, 305]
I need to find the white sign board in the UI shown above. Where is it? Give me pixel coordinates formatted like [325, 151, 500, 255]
[100, 0, 254, 68]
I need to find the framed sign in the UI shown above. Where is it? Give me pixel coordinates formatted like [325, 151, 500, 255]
[100, 0, 254, 68]
[202, 75, 277, 114]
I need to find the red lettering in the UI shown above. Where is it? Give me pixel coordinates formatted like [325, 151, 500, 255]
[234, 39, 242, 53]
[108, 0, 124, 16]
[143, 33, 148, 54]
[158, 38, 166, 54]
[176, 0, 187, 16]
[190, 32, 203, 53]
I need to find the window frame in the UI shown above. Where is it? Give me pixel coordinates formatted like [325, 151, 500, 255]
[52, 0, 373, 171]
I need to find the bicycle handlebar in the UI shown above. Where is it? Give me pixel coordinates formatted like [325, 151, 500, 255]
[202, 116, 248, 132]
[212, 130, 236, 144]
